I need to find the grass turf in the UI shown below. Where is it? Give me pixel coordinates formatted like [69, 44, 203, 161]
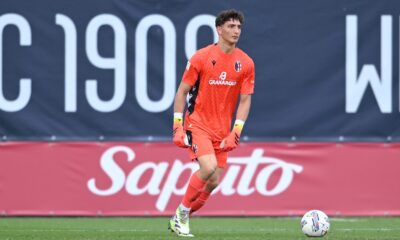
[0, 217, 399, 240]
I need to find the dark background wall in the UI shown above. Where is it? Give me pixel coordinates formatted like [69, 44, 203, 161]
[0, 0, 399, 141]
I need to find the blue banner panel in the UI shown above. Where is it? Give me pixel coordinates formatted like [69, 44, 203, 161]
[0, 0, 399, 140]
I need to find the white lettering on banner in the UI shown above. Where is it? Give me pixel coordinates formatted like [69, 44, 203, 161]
[156, 160, 198, 211]
[185, 14, 217, 59]
[0, 13, 32, 112]
[56, 14, 78, 112]
[0, 13, 218, 113]
[85, 14, 127, 112]
[87, 146, 303, 212]
[55, 13, 215, 113]
[346, 15, 392, 113]
[135, 14, 176, 113]
[125, 162, 169, 195]
[215, 149, 303, 196]
[87, 146, 135, 195]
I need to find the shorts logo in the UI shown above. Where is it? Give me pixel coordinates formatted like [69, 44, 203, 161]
[234, 60, 242, 72]
[192, 144, 198, 154]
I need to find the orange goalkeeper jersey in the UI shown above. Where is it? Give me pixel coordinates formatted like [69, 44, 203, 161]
[182, 44, 255, 140]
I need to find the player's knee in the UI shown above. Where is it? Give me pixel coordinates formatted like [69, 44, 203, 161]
[207, 179, 219, 191]
[198, 154, 218, 179]
[201, 164, 217, 178]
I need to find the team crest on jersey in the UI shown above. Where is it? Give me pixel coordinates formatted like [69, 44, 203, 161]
[234, 60, 242, 72]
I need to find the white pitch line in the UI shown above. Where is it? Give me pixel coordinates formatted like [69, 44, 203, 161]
[336, 228, 400, 231]
[198, 228, 299, 232]
[0, 229, 152, 232]
[331, 218, 365, 222]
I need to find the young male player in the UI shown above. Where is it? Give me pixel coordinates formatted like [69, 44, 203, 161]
[169, 9, 255, 237]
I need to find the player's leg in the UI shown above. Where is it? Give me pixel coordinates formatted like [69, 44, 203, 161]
[169, 133, 216, 237]
[190, 167, 224, 214]
[190, 150, 227, 214]
[169, 154, 217, 237]
[181, 153, 217, 209]
[180, 133, 218, 209]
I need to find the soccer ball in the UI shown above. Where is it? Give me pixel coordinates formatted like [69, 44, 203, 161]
[300, 210, 330, 237]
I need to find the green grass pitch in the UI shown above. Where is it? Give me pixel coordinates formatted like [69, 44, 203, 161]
[0, 217, 399, 240]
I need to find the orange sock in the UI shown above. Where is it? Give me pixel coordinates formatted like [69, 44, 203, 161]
[181, 172, 207, 208]
[190, 191, 211, 214]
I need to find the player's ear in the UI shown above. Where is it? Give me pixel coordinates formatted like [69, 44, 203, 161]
[216, 25, 223, 35]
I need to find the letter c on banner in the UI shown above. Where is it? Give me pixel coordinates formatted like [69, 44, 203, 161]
[0, 13, 32, 112]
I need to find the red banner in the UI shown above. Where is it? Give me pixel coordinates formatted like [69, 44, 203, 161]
[0, 142, 399, 216]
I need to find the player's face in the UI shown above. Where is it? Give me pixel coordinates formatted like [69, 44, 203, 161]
[218, 19, 242, 45]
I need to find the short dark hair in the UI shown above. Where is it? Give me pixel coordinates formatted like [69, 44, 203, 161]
[215, 9, 244, 27]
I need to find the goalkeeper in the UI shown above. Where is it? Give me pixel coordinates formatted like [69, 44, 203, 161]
[169, 9, 255, 237]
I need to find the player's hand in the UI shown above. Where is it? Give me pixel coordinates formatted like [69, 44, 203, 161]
[220, 120, 245, 152]
[220, 128, 241, 151]
[173, 115, 190, 148]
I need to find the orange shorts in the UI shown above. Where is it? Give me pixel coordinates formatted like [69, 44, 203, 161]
[186, 128, 228, 168]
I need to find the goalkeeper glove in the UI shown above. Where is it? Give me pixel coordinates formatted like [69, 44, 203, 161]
[173, 113, 190, 148]
[220, 120, 244, 151]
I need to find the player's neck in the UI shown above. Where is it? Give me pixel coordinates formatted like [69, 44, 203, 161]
[217, 41, 236, 54]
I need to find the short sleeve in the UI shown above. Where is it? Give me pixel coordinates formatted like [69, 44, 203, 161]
[240, 59, 255, 95]
[182, 52, 203, 86]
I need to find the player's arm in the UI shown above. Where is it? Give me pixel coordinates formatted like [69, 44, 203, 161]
[172, 81, 192, 148]
[220, 94, 252, 151]
[173, 50, 202, 148]
[174, 81, 192, 113]
[235, 94, 251, 122]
